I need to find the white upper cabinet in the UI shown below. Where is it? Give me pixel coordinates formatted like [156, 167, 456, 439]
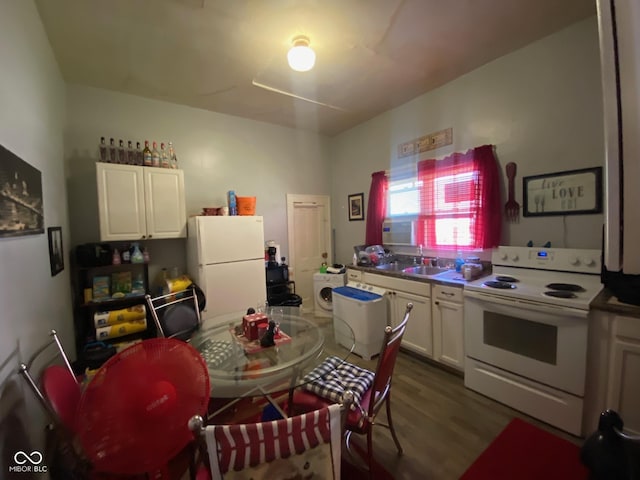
[96, 163, 186, 241]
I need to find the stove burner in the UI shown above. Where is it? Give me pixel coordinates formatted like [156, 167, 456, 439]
[484, 281, 517, 289]
[495, 275, 519, 283]
[544, 290, 578, 299]
[546, 283, 586, 292]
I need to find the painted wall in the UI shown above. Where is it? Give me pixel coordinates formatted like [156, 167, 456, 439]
[330, 17, 604, 264]
[0, 0, 71, 467]
[65, 86, 332, 281]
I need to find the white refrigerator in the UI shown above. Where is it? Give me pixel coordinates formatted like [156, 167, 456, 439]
[187, 216, 267, 324]
[597, 0, 640, 304]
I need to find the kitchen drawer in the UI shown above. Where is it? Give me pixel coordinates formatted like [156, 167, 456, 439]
[433, 284, 463, 303]
[363, 272, 430, 297]
[346, 268, 362, 282]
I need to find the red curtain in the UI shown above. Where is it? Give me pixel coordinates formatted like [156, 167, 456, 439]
[365, 171, 388, 245]
[416, 145, 501, 250]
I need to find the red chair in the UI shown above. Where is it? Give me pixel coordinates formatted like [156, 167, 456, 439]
[19, 329, 81, 434]
[19, 330, 91, 477]
[292, 303, 413, 478]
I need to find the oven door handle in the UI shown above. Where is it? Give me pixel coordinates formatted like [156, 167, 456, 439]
[464, 290, 589, 319]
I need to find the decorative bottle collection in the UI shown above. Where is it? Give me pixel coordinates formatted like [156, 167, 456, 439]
[98, 136, 179, 169]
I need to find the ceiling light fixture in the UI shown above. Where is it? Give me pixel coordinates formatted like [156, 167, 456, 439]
[287, 35, 316, 72]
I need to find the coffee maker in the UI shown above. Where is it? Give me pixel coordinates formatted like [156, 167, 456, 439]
[267, 246, 279, 268]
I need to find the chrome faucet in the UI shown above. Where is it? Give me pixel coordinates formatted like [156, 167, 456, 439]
[413, 245, 424, 265]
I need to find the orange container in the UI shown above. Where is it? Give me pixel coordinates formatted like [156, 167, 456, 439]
[237, 196, 256, 215]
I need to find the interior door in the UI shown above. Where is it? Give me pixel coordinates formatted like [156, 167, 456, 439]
[287, 194, 331, 312]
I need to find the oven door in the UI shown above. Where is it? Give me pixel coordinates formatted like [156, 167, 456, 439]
[464, 290, 589, 396]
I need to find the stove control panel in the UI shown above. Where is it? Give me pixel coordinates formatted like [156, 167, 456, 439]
[492, 246, 601, 274]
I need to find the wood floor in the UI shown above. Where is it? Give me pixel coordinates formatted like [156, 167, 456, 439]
[310, 312, 584, 480]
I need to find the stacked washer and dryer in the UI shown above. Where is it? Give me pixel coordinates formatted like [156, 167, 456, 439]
[313, 272, 347, 317]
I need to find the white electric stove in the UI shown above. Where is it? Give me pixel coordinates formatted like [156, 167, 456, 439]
[465, 246, 603, 312]
[464, 246, 603, 436]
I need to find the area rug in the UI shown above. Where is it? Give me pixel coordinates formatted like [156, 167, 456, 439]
[460, 418, 589, 480]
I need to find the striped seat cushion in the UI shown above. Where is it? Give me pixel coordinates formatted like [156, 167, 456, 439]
[301, 355, 374, 407]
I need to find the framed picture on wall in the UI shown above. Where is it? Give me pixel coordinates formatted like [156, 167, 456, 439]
[522, 167, 603, 217]
[48, 226, 64, 276]
[348, 193, 365, 221]
[0, 144, 44, 237]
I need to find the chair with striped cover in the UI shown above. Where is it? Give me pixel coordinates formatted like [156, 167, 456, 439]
[189, 403, 344, 480]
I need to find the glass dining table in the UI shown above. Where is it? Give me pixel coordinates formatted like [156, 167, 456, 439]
[189, 308, 355, 419]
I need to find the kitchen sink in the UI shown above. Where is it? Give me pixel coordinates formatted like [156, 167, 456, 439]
[375, 262, 412, 272]
[402, 265, 451, 276]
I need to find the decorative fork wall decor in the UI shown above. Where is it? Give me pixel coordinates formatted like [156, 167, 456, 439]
[504, 162, 520, 223]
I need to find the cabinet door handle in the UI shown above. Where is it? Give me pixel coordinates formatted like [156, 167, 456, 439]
[442, 292, 455, 296]
[435, 301, 440, 305]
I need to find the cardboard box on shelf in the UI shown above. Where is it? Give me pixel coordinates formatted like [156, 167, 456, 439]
[95, 318, 147, 341]
[93, 304, 146, 327]
[92, 276, 110, 301]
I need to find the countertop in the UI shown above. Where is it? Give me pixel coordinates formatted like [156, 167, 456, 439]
[590, 288, 640, 318]
[348, 264, 485, 288]
[350, 265, 640, 318]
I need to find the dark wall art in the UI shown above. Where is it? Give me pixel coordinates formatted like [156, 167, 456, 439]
[522, 167, 603, 217]
[0, 145, 44, 237]
[48, 226, 64, 276]
[348, 193, 365, 221]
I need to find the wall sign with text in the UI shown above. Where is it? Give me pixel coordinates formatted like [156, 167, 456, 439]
[522, 167, 602, 217]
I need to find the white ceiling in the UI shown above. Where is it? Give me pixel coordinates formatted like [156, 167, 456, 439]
[35, 0, 596, 136]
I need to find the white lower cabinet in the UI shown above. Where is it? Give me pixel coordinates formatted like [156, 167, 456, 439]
[362, 273, 432, 358]
[432, 284, 464, 371]
[391, 290, 432, 357]
[585, 311, 640, 435]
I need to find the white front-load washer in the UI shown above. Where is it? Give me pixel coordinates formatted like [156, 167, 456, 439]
[313, 272, 346, 317]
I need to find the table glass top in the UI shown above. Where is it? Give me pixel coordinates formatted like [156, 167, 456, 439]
[190, 310, 354, 397]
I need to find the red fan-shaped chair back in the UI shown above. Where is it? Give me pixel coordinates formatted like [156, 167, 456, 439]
[75, 338, 210, 475]
[41, 365, 81, 432]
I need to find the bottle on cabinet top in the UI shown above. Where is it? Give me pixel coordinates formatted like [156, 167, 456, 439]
[99, 137, 107, 162]
[109, 138, 117, 163]
[168, 141, 178, 169]
[143, 141, 152, 167]
[151, 142, 160, 168]
[160, 143, 170, 168]
[127, 140, 134, 165]
[97, 137, 178, 168]
[136, 142, 143, 166]
[118, 140, 126, 164]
